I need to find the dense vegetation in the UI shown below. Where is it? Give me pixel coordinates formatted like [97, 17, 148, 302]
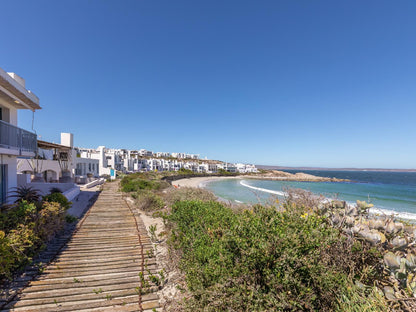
[0, 188, 73, 282]
[120, 173, 392, 311]
[166, 200, 386, 311]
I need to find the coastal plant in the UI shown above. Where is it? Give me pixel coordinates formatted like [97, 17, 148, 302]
[165, 200, 386, 311]
[49, 187, 62, 194]
[42, 192, 72, 210]
[0, 200, 68, 283]
[65, 214, 78, 223]
[163, 187, 217, 206]
[149, 224, 158, 242]
[133, 190, 165, 212]
[9, 186, 41, 203]
[121, 175, 169, 193]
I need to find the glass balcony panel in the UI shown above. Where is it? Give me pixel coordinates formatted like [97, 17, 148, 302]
[0, 120, 37, 154]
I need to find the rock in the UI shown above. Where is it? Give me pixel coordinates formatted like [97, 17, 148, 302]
[391, 237, 408, 250]
[383, 286, 396, 300]
[384, 252, 401, 271]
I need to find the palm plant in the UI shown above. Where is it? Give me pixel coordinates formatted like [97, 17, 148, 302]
[9, 186, 41, 203]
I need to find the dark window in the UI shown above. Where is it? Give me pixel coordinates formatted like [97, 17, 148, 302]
[0, 165, 7, 204]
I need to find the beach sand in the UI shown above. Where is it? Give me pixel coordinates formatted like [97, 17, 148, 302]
[172, 176, 238, 188]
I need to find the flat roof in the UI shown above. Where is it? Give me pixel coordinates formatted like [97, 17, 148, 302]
[38, 140, 71, 150]
[0, 67, 41, 110]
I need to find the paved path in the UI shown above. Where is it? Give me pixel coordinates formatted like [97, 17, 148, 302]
[1, 182, 159, 312]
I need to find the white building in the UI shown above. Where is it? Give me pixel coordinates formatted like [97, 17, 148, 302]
[17, 133, 100, 184]
[0, 69, 41, 204]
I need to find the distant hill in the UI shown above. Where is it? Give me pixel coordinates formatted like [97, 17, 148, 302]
[256, 165, 416, 173]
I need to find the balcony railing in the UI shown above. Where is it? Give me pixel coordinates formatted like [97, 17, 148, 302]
[0, 120, 37, 155]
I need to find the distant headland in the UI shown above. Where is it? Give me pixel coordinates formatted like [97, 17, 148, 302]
[257, 165, 416, 173]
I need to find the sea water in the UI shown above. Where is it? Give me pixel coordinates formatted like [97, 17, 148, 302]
[204, 170, 416, 220]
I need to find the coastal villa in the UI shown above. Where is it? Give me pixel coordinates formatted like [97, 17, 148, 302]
[0, 68, 40, 204]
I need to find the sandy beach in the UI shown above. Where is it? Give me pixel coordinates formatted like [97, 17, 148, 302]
[172, 176, 238, 188]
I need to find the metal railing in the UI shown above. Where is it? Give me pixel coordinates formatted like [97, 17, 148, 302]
[0, 120, 37, 154]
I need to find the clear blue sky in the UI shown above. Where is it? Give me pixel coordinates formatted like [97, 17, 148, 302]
[1, 0, 415, 169]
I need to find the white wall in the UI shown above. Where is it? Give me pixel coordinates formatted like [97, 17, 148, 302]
[2, 155, 17, 203]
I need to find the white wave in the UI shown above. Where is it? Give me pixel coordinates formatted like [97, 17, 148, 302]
[235, 200, 243, 203]
[240, 180, 286, 196]
[239, 180, 416, 221]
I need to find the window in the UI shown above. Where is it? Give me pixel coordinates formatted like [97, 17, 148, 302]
[89, 163, 91, 171]
[0, 165, 7, 204]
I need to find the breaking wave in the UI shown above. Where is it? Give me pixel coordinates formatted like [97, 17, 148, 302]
[240, 180, 286, 196]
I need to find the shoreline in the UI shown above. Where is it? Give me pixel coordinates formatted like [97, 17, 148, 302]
[172, 176, 237, 188]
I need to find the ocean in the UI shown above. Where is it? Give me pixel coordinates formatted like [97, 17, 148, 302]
[204, 170, 416, 220]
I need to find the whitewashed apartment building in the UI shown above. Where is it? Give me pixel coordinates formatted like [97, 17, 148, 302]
[0, 68, 40, 203]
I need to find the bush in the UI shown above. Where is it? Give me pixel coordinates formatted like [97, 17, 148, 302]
[163, 187, 217, 206]
[0, 201, 66, 282]
[133, 190, 165, 212]
[121, 176, 169, 193]
[166, 200, 386, 311]
[9, 186, 41, 203]
[42, 192, 72, 210]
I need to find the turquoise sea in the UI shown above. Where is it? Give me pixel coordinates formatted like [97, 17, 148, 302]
[204, 170, 416, 220]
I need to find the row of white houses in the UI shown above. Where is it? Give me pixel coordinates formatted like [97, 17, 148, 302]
[0, 66, 257, 204]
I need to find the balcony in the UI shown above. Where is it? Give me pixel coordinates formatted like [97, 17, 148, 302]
[0, 120, 37, 155]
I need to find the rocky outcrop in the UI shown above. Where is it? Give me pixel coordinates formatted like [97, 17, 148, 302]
[245, 170, 349, 182]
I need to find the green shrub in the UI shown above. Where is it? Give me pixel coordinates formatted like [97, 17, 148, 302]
[0, 201, 37, 233]
[0, 201, 67, 282]
[121, 177, 169, 193]
[42, 192, 72, 210]
[134, 190, 165, 212]
[65, 214, 78, 223]
[9, 186, 41, 203]
[166, 201, 386, 311]
[164, 187, 217, 205]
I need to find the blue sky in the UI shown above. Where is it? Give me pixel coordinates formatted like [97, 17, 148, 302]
[1, 0, 415, 168]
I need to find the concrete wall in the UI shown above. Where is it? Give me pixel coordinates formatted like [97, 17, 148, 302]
[17, 159, 61, 181]
[1, 155, 17, 203]
[27, 182, 79, 198]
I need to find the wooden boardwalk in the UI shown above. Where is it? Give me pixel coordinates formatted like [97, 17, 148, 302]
[1, 182, 159, 312]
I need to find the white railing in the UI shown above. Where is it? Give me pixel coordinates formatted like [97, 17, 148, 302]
[0, 120, 37, 154]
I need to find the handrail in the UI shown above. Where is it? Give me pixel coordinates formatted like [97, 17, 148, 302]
[0, 120, 37, 154]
